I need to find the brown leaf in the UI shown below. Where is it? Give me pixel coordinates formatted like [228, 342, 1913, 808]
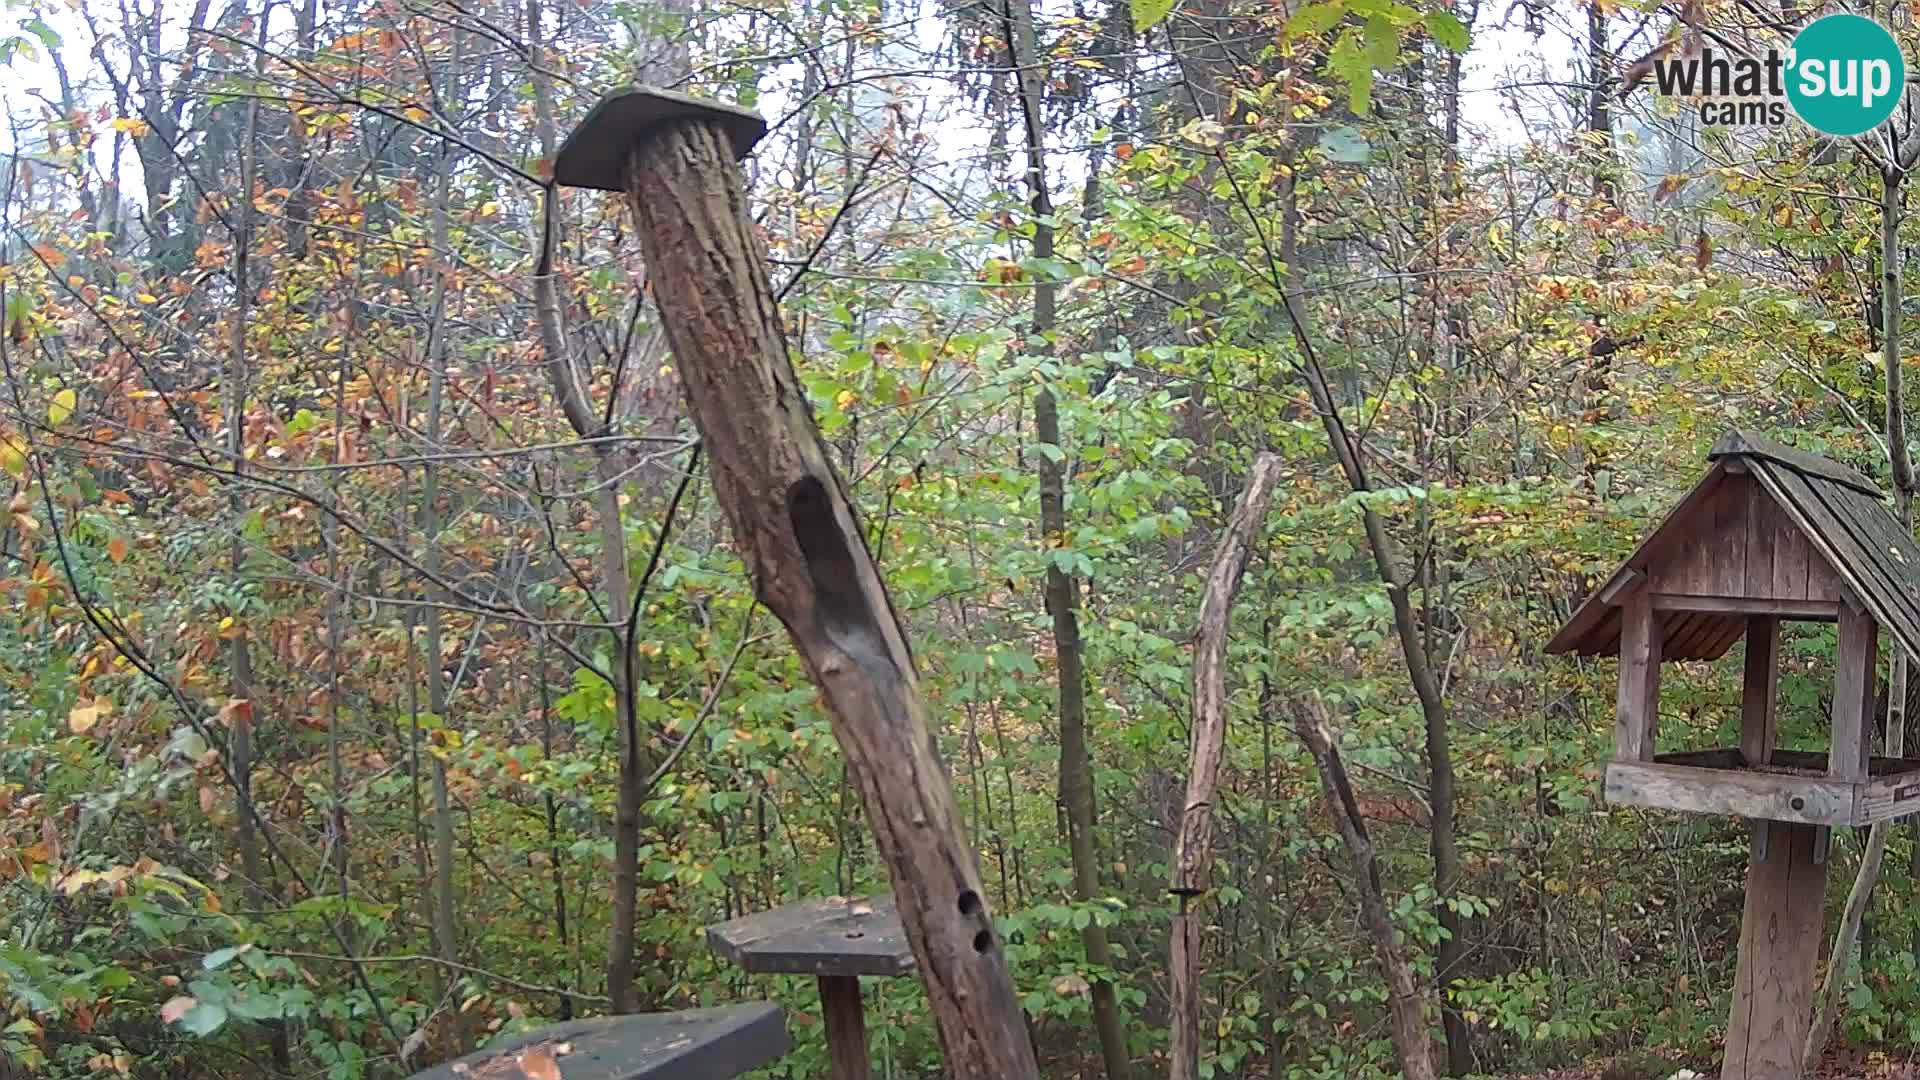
[518, 1049, 563, 1080]
[107, 536, 127, 564]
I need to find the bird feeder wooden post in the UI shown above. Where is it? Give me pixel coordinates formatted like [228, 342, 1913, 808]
[1550, 431, 1920, 1080]
[552, 89, 1042, 1080]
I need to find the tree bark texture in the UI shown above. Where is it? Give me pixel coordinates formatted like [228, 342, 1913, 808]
[1170, 451, 1283, 1080]
[1806, 164, 1915, 1075]
[1295, 696, 1438, 1080]
[1001, 0, 1130, 1072]
[623, 119, 1041, 1080]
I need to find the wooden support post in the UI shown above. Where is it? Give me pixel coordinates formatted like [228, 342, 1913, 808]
[818, 975, 873, 1080]
[1723, 821, 1827, 1080]
[1744, 616, 1781, 862]
[1615, 585, 1662, 761]
[1742, 616, 1779, 767]
[556, 93, 1040, 1079]
[1833, 603, 1878, 781]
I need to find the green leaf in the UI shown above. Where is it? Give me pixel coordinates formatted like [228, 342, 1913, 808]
[1425, 8, 1470, 51]
[1328, 31, 1374, 113]
[1132, 0, 1176, 31]
[23, 16, 59, 50]
[203, 945, 246, 970]
[1286, 1, 1345, 36]
[180, 1001, 228, 1037]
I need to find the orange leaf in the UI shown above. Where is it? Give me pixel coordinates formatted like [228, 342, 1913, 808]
[219, 698, 253, 729]
[518, 1049, 562, 1080]
[107, 536, 127, 564]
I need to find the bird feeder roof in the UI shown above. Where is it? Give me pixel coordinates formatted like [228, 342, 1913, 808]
[1547, 430, 1920, 663]
[554, 87, 767, 191]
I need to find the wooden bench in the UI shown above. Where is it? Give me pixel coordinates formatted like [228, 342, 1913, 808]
[406, 1003, 787, 1080]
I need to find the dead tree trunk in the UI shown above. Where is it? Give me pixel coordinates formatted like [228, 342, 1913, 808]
[1295, 696, 1438, 1080]
[622, 118, 1041, 1080]
[1169, 452, 1283, 1080]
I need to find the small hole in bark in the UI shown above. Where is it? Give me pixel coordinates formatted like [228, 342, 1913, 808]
[1791, 796, 1807, 811]
[957, 890, 981, 916]
[972, 929, 993, 954]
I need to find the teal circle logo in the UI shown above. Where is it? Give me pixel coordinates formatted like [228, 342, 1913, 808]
[1786, 14, 1906, 137]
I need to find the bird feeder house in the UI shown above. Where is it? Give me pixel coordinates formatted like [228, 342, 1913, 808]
[1549, 430, 1920, 1079]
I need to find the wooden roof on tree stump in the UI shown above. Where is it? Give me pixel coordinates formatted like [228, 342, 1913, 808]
[1547, 430, 1920, 663]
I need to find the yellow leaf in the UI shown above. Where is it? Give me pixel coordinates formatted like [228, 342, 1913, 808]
[47, 387, 76, 426]
[69, 702, 100, 734]
[136, 292, 158, 305]
[0, 431, 24, 478]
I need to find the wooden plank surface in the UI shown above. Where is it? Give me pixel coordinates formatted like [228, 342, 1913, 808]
[1722, 821, 1826, 1080]
[1615, 586, 1661, 761]
[1745, 477, 1777, 597]
[1820, 481, 1920, 660]
[1742, 617, 1779, 767]
[1766, 465, 1920, 660]
[706, 894, 915, 978]
[406, 1005, 788, 1080]
[1651, 595, 1838, 620]
[1604, 761, 1857, 826]
[1547, 465, 1733, 656]
[1772, 502, 1813, 602]
[1832, 603, 1877, 781]
[1709, 429, 1882, 496]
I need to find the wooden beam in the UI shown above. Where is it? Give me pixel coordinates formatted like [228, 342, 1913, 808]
[1599, 567, 1645, 606]
[1743, 616, 1780, 766]
[1654, 595, 1840, 621]
[1723, 821, 1827, 1080]
[1832, 605, 1878, 780]
[1604, 760, 1856, 826]
[1616, 585, 1661, 761]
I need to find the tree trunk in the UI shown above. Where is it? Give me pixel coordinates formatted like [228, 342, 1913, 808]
[1170, 453, 1284, 1080]
[525, 0, 652, 1010]
[1294, 696, 1438, 1080]
[622, 116, 1041, 1080]
[1805, 163, 1914, 1075]
[1000, 0, 1130, 1074]
[1277, 169, 1464, 1074]
[422, 81, 467, 1047]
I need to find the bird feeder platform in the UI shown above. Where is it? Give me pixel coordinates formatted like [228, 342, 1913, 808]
[1550, 430, 1920, 1080]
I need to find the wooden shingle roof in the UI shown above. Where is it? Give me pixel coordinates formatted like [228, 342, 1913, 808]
[1547, 430, 1920, 663]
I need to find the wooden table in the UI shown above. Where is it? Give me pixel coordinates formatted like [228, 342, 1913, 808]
[405, 1003, 788, 1080]
[706, 895, 914, 1080]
